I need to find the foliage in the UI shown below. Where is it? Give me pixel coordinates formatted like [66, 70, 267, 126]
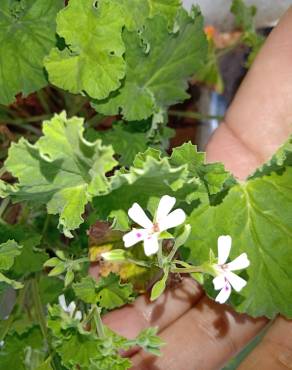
[0, 0, 289, 369]
[0, 0, 62, 104]
[3, 112, 117, 237]
[231, 0, 265, 66]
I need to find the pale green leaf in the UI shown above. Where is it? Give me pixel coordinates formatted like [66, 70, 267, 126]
[73, 274, 134, 309]
[64, 270, 74, 287]
[185, 140, 292, 318]
[0, 0, 62, 104]
[148, 0, 181, 24]
[45, 0, 126, 100]
[170, 142, 235, 197]
[4, 112, 117, 237]
[150, 272, 168, 301]
[93, 149, 194, 225]
[0, 272, 23, 289]
[0, 240, 22, 271]
[93, 9, 207, 120]
[134, 327, 165, 356]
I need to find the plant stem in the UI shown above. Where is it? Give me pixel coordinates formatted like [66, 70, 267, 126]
[37, 90, 51, 114]
[167, 243, 180, 263]
[0, 198, 9, 219]
[0, 167, 6, 177]
[157, 240, 163, 268]
[4, 121, 41, 135]
[84, 306, 105, 338]
[93, 306, 105, 339]
[168, 110, 224, 122]
[31, 277, 48, 341]
[170, 260, 205, 274]
[126, 257, 152, 268]
[170, 266, 204, 274]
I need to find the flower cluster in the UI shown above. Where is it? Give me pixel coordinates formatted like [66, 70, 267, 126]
[123, 195, 250, 304]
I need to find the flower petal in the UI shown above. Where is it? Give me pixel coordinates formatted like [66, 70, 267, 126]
[213, 274, 226, 290]
[215, 283, 232, 304]
[75, 311, 82, 321]
[158, 209, 186, 232]
[123, 229, 148, 248]
[217, 235, 232, 265]
[155, 195, 176, 222]
[67, 301, 77, 316]
[226, 271, 247, 292]
[58, 294, 67, 311]
[227, 253, 250, 271]
[128, 203, 153, 229]
[143, 235, 159, 256]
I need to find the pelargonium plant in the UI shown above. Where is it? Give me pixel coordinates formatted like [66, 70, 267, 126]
[0, 0, 291, 369]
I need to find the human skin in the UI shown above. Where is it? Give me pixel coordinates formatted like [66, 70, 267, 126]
[100, 7, 292, 370]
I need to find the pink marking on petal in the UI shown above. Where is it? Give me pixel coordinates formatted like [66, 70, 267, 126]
[225, 285, 230, 291]
[136, 232, 142, 238]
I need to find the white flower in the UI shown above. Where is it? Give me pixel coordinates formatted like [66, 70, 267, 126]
[123, 195, 186, 256]
[58, 294, 82, 320]
[212, 235, 250, 304]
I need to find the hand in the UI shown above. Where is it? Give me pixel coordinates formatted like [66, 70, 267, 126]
[102, 8, 292, 370]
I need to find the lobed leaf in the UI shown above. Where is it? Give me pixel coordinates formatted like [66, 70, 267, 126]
[93, 8, 207, 120]
[0, 0, 62, 104]
[73, 273, 134, 310]
[184, 137, 292, 318]
[4, 112, 117, 237]
[45, 0, 126, 100]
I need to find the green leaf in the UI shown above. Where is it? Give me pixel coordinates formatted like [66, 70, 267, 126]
[134, 327, 165, 356]
[173, 224, 191, 250]
[12, 236, 48, 277]
[35, 358, 54, 370]
[92, 121, 148, 166]
[39, 275, 64, 305]
[56, 332, 102, 369]
[93, 149, 192, 225]
[48, 262, 66, 277]
[196, 37, 224, 93]
[93, 8, 207, 121]
[231, 0, 257, 31]
[43, 257, 60, 268]
[0, 240, 22, 271]
[64, 270, 74, 287]
[148, 0, 181, 24]
[185, 141, 292, 318]
[231, 0, 264, 66]
[0, 326, 44, 370]
[45, 0, 126, 100]
[73, 274, 134, 309]
[170, 142, 235, 198]
[0, 272, 23, 289]
[0, 0, 62, 104]
[4, 112, 117, 237]
[150, 272, 168, 301]
[89, 356, 131, 370]
[113, 0, 150, 31]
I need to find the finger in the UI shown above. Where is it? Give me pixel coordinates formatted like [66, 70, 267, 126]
[131, 297, 268, 370]
[103, 278, 203, 339]
[238, 317, 292, 370]
[207, 7, 292, 178]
